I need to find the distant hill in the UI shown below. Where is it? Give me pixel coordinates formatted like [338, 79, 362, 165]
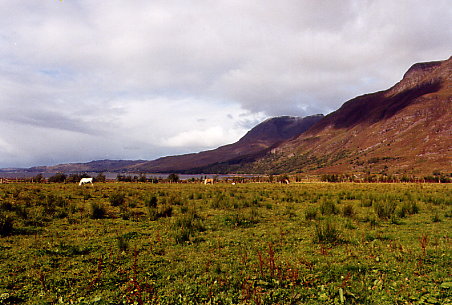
[25, 160, 148, 174]
[230, 56, 451, 176]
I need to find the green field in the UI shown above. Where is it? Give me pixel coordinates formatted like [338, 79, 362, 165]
[0, 182, 451, 304]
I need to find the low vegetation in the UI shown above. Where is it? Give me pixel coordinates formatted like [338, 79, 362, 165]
[0, 182, 450, 304]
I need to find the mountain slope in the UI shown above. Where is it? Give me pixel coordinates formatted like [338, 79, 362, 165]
[238, 56, 451, 175]
[130, 115, 323, 173]
[26, 160, 148, 173]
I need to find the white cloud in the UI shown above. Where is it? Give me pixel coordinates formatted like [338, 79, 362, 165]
[162, 126, 235, 148]
[0, 0, 450, 167]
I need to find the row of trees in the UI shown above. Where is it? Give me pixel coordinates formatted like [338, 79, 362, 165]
[20, 171, 451, 184]
[321, 172, 451, 183]
[33, 173, 106, 183]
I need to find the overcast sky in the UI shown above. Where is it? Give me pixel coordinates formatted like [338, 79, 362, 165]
[0, 0, 450, 168]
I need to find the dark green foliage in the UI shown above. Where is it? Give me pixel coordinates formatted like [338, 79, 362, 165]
[90, 202, 106, 219]
[314, 220, 342, 244]
[172, 210, 204, 244]
[116, 236, 129, 252]
[66, 173, 91, 183]
[321, 174, 341, 182]
[0, 212, 13, 235]
[320, 199, 339, 215]
[374, 200, 397, 219]
[167, 173, 180, 183]
[398, 200, 419, 217]
[33, 174, 44, 183]
[45, 194, 68, 207]
[342, 204, 355, 217]
[432, 213, 441, 222]
[147, 204, 173, 221]
[109, 192, 125, 206]
[94, 173, 106, 182]
[48, 173, 67, 183]
[305, 206, 318, 220]
[145, 195, 158, 208]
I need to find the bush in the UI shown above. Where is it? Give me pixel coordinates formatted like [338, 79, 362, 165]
[167, 173, 180, 183]
[90, 202, 107, 219]
[398, 201, 419, 218]
[0, 212, 13, 236]
[314, 220, 342, 244]
[116, 236, 129, 252]
[342, 204, 355, 217]
[374, 200, 397, 220]
[147, 204, 173, 221]
[48, 173, 67, 183]
[109, 193, 125, 207]
[432, 213, 441, 223]
[119, 205, 132, 220]
[46, 195, 68, 207]
[305, 206, 318, 220]
[172, 210, 204, 244]
[320, 199, 339, 215]
[145, 195, 158, 208]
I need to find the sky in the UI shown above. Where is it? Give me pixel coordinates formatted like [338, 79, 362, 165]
[0, 0, 451, 168]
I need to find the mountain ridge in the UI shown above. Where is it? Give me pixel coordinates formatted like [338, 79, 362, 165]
[3, 56, 451, 176]
[230, 56, 451, 175]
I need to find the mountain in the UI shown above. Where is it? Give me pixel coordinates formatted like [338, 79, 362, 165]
[128, 115, 323, 173]
[25, 160, 148, 173]
[233, 56, 451, 175]
[22, 115, 323, 174]
[9, 57, 451, 176]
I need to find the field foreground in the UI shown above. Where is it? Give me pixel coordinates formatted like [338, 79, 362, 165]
[0, 182, 451, 304]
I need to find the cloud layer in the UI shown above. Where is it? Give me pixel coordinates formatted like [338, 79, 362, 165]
[0, 0, 451, 167]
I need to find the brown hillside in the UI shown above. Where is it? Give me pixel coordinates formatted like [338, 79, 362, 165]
[244, 56, 451, 176]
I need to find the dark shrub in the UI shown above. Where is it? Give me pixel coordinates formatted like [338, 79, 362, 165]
[0, 212, 13, 236]
[48, 173, 67, 183]
[116, 236, 129, 252]
[145, 195, 158, 208]
[398, 201, 419, 218]
[432, 213, 441, 223]
[342, 204, 355, 217]
[147, 204, 173, 221]
[109, 193, 125, 207]
[90, 202, 106, 219]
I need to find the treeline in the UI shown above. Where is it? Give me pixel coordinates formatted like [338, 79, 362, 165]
[321, 172, 451, 183]
[2, 171, 450, 184]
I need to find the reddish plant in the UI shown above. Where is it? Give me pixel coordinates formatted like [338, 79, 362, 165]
[87, 256, 103, 290]
[419, 234, 428, 257]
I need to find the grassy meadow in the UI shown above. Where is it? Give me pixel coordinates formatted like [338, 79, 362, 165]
[0, 182, 451, 304]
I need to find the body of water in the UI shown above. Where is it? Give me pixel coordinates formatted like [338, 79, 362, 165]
[0, 171, 261, 180]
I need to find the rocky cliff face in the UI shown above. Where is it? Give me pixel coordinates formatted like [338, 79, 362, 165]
[239, 57, 452, 175]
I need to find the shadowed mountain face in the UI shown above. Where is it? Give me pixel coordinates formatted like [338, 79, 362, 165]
[236, 56, 451, 175]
